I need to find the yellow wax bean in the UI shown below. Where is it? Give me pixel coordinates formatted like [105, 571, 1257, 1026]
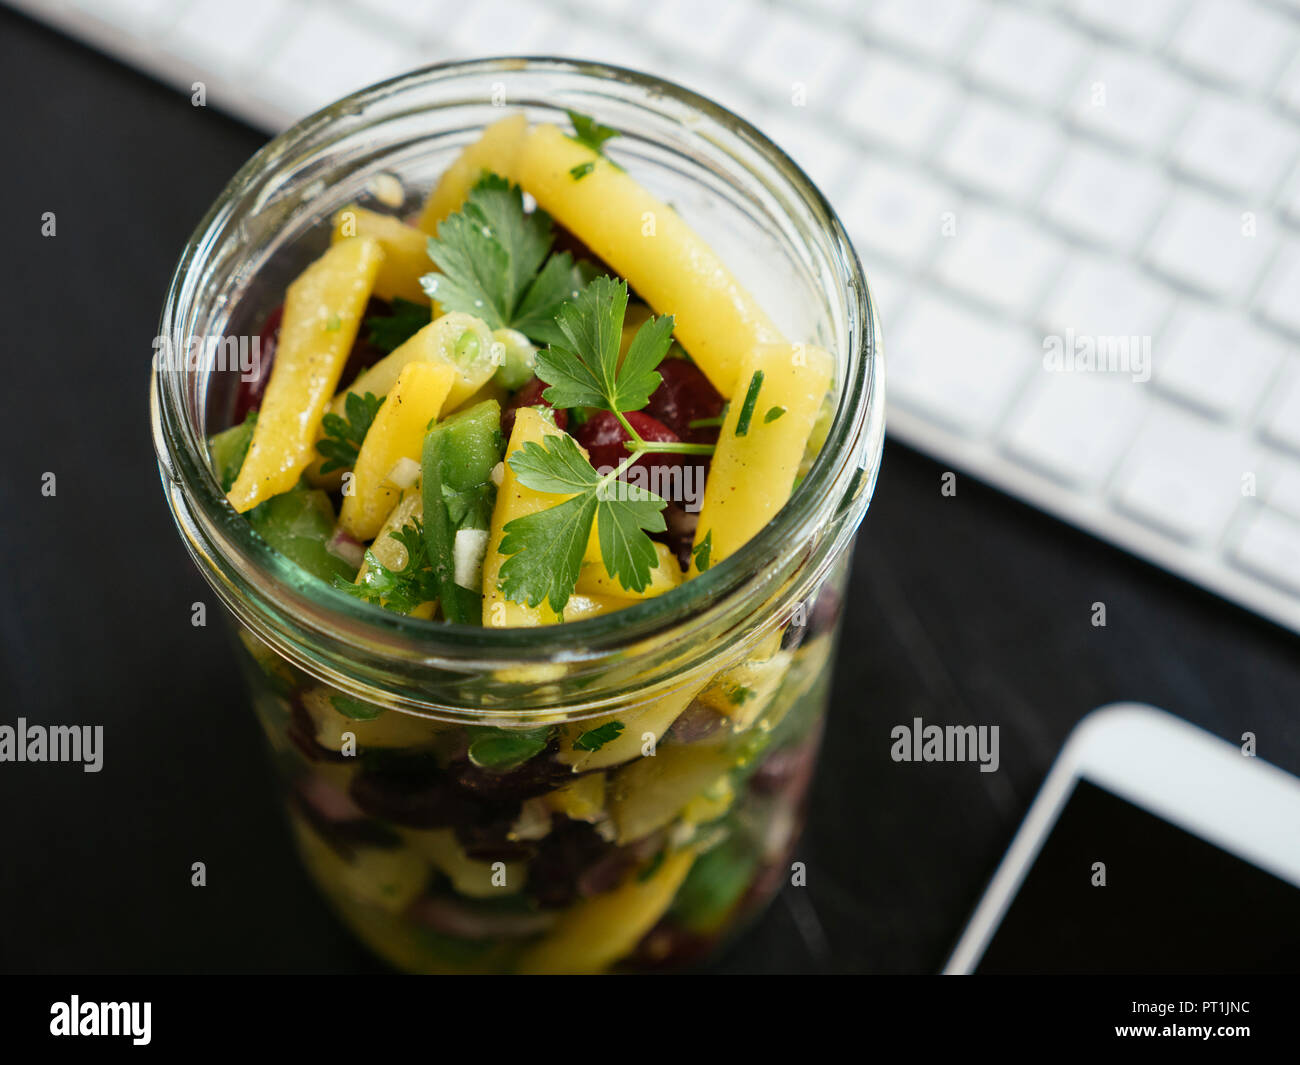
[691, 342, 834, 570]
[331, 205, 431, 304]
[416, 113, 529, 234]
[340, 361, 456, 540]
[227, 236, 383, 512]
[516, 122, 783, 398]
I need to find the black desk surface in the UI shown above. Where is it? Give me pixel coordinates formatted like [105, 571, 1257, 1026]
[3, 9, 1298, 974]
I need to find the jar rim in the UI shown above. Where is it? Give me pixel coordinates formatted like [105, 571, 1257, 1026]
[152, 56, 882, 690]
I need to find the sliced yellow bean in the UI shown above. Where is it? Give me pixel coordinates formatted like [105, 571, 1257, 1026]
[516, 122, 783, 398]
[340, 361, 456, 540]
[416, 113, 530, 234]
[691, 342, 834, 570]
[515, 849, 695, 974]
[577, 540, 682, 600]
[332, 205, 431, 304]
[227, 236, 383, 512]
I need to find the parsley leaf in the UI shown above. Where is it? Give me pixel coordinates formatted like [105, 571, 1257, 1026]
[316, 391, 384, 474]
[734, 370, 765, 438]
[419, 174, 584, 346]
[692, 529, 713, 573]
[334, 520, 440, 614]
[366, 297, 428, 352]
[498, 434, 666, 611]
[566, 110, 620, 156]
[574, 721, 624, 752]
[535, 275, 673, 413]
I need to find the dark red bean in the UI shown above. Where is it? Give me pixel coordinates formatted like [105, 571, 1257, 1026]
[575, 410, 682, 475]
[446, 745, 573, 802]
[526, 820, 620, 909]
[231, 305, 282, 422]
[667, 700, 727, 743]
[502, 376, 568, 438]
[646, 358, 725, 444]
[349, 768, 479, 829]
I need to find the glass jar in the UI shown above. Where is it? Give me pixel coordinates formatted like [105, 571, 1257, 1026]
[151, 58, 884, 973]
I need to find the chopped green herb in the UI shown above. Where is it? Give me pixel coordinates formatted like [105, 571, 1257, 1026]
[467, 726, 551, 770]
[334, 520, 440, 614]
[330, 695, 385, 720]
[763, 405, 786, 423]
[692, 529, 713, 573]
[734, 370, 765, 438]
[316, 391, 384, 474]
[727, 684, 756, 706]
[366, 297, 428, 352]
[574, 720, 625, 752]
[566, 110, 620, 156]
[499, 433, 666, 611]
[534, 276, 673, 415]
[569, 161, 596, 181]
[420, 173, 585, 346]
[687, 413, 726, 430]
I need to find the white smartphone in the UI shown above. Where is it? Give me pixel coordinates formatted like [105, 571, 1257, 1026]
[945, 702, 1300, 974]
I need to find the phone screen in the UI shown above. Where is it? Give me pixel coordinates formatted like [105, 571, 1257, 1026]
[976, 779, 1300, 973]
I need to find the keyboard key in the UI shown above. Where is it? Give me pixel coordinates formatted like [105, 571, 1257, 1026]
[1256, 241, 1300, 338]
[965, 6, 1087, 106]
[1156, 307, 1285, 421]
[1276, 54, 1300, 117]
[1069, 0, 1186, 46]
[1169, 0, 1294, 94]
[448, 0, 564, 54]
[262, 10, 420, 116]
[1112, 408, 1251, 544]
[646, 0, 748, 62]
[1231, 507, 1300, 595]
[1171, 95, 1297, 199]
[1042, 143, 1168, 252]
[167, 0, 286, 79]
[932, 206, 1066, 316]
[1261, 359, 1300, 456]
[937, 98, 1064, 202]
[1264, 466, 1300, 522]
[1067, 50, 1192, 150]
[1143, 190, 1273, 301]
[760, 108, 856, 199]
[841, 162, 954, 268]
[864, 0, 988, 62]
[888, 295, 1034, 436]
[1039, 258, 1173, 340]
[838, 52, 957, 155]
[1001, 372, 1147, 489]
[743, 9, 856, 106]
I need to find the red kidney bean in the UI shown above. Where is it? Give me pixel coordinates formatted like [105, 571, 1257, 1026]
[646, 358, 726, 444]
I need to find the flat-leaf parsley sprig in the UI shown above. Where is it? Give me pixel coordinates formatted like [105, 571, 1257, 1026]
[497, 277, 710, 611]
[420, 174, 584, 346]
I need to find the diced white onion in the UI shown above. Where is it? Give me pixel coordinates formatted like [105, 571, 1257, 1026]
[453, 528, 490, 590]
[490, 461, 505, 488]
[385, 456, 421, 489]
[325, 528, 366, 568]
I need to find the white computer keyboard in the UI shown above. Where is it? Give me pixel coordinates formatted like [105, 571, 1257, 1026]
[16, 0, 1300, 632]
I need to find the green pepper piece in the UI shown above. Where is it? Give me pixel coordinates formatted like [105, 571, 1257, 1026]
[248, 485, 358, 585]
[421, 399, 504, 624]
[208, 411, 257, 492]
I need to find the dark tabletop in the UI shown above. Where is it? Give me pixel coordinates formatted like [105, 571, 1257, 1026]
[3, 7, 1298, 975]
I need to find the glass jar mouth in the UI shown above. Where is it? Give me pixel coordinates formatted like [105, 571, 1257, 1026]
[152, 55, 882, 679]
